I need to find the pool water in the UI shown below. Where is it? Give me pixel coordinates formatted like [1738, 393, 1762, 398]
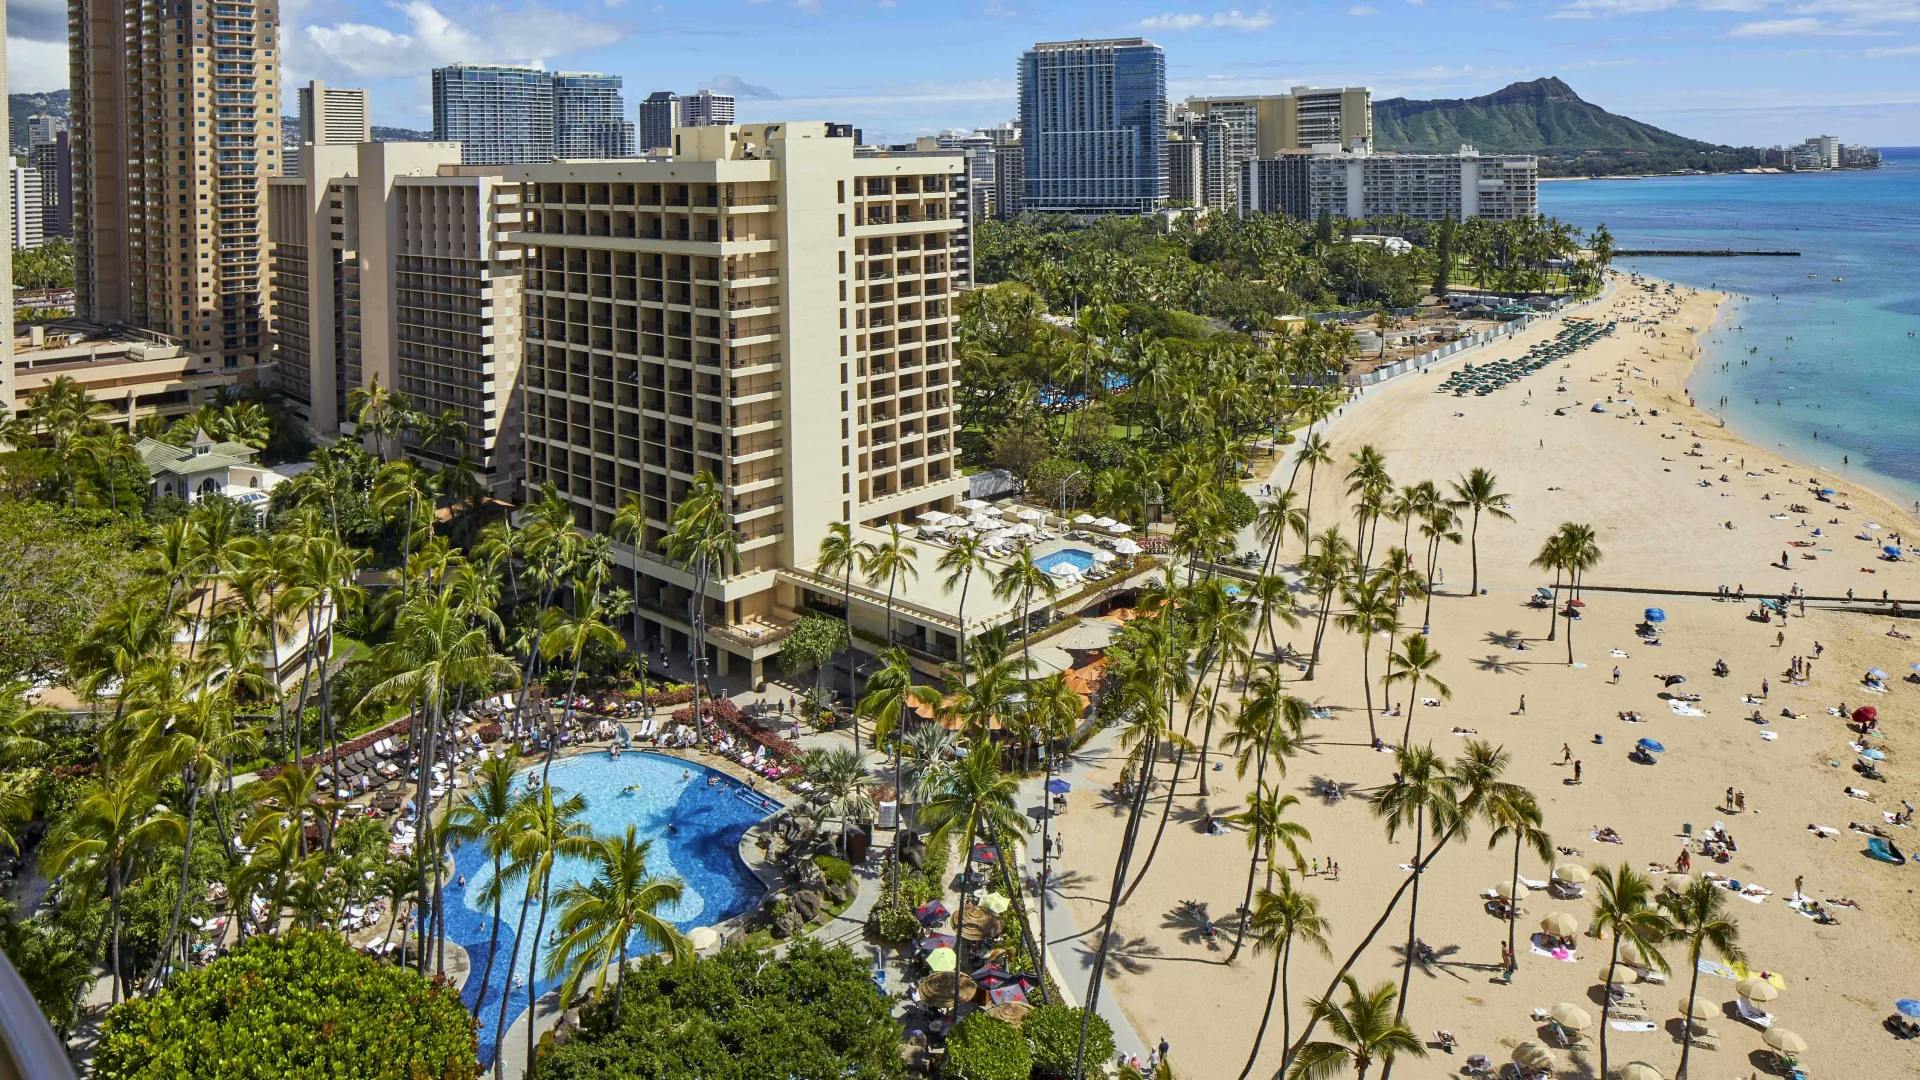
[444, 751, 772, 1064]
[1035, 547, 1096, 576]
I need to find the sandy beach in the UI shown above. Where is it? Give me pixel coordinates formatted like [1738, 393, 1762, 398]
[1053, 276, 1920, 1079]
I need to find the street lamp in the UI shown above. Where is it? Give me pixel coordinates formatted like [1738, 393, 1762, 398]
[1056, 469, 1085, 529]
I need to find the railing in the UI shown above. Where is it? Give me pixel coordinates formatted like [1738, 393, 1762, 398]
[0, 951, 76, 1080]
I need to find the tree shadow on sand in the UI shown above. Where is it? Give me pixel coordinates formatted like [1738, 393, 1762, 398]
[1387, 941, 1473, 983]
[1161, 899, 1224, 950]
[1302, 775, 1364, 805]
[1073, 931, 1162, 978]
[1485, 628, 1530, 649]
[1473, 654, 1527, 675]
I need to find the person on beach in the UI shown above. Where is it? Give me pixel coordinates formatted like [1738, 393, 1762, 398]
[1518, 695, 1527, 715]
[1573, 760, 1583, 784]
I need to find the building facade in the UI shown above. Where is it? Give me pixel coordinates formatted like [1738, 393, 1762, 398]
[1017, 38, 1167, 214]
[29, 132, 73, 240]
[432, 64, 557, 165]
[681, 90, 736, 128]
[9, 159, 42, 250]
[25, 114, 67, 148]
[1238, 153, 1310, 217]
[12, 322, 244, 428]
[1165, 132, 1203, 207]
[554, 73, 637, 159]
[508, 122, 970, 680]
[637, 92, 681, 152]
[1304, 146, 1537, 222]
[269, 142, 526, 494]
[993, 141, 1024, 219]
[298, 81, 371, 147]
[69, 0, 279, 373]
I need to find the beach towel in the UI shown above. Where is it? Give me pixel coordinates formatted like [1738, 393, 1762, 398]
[1810, 824, 1840, 838]
[1760, 732, 1778, 741]
[1697, 959, 1737, 980]
[1608, 1020, 1658, 1033]
[1670, 703, 1705, 716]
[1610, 649, 1629, 658]
[1530, 944, 1578, 962]
[1730, 963, 1786, 989]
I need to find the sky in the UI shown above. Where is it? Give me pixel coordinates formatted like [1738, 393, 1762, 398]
[7, 0, 1920, 146]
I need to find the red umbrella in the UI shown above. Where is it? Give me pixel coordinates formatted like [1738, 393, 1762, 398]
[1567, 599, 1587, 608]
[1852, 706, 1878, 724]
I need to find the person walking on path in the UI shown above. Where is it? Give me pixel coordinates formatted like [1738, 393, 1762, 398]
[1572, 760, 1583, 784]
[1612, 665, 1622, 684]
[1517, 695, 1527, 715]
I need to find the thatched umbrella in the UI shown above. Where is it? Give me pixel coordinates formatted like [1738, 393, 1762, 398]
[985, 1000, 1033, 1027]
[1512, 1041, 1555, 1070]
[958, 906, 1004, 943]
[916, 971, 980, 1010]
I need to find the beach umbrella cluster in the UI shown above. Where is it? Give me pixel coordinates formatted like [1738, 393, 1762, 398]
[1435, 317, 1617, 398]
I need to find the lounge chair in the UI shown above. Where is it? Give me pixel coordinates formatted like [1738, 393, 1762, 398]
[1735, 997, 1773, 1029]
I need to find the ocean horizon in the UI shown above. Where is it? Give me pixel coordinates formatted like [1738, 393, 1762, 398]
[1543, 146, 1920, 510]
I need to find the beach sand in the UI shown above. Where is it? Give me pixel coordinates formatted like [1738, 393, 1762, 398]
[1053, 277, 1920, 1079]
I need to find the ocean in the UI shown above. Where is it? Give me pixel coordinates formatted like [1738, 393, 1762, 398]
[1542, 147, 1920, 509]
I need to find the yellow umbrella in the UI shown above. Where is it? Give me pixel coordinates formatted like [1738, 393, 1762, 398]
[1541, 912, 1580, 937]
[1551, 1003, 1593, 1030]
[1553, 863, 1591, 884]
[979, 892, 1011, 915]
[925, 946, 957, 973]
[1737, 978, 1779, 1003]
[1512, 1041, 1555, 1070]
[1599, 965, 1641, 986]
[1676, 997, 1717, 1021]
[1616, 1062, 1663, 1080]
[1764, 1028, 1807, 1054]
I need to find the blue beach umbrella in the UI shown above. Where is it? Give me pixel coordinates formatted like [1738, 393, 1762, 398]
[1885, 545, 1903, 559]
[1636, 738, 1665, 753]
[1862, 748, 1887, 761]
[1046, 778, 1072, 795]
[1819, 488, 1836, 496]
[1644, 608, 1667, 623]
[1897, 999, 1920, 1019]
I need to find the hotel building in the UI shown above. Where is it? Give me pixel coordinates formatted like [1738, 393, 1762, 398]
[1017, 38, 1167, 214]
[268, 142, 526, 493]
[1305, 145, 1537, 222]
[508, 122, 972, 680]
[1185, 87, 1372, 215]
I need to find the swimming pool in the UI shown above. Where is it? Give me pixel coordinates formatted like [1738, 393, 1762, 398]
[1034, 547, 1096, 576]
[444, 751, 772, 1064]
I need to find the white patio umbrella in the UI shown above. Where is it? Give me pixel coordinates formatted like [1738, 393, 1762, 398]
[978, 505, 1005, 517]
[968, 515, 996, 529]
[1017, 508, 1045, 522]
[960, 499, 988, 511]
[917, 510, 949, 523]
[919, 523, 947, 534]
[1008, 523, 1035, 537]
[1114, 538, 1143, 555]
[1072, 513, 1097, 525]
[1091, 549, 1117, 564]
[1091, 516, 1118, 529]
[1107, 522, 1133, 534]
[1048, 564, 1082, 580]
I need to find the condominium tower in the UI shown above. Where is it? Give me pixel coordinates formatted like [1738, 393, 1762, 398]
[553, 73, 638, 159]
[268, 142, 526, 494]
[508, 122, 971, 680]
[1185, 87, 1372, 215]
[69, 0, 280, 370]
[433, 64, 556, 165]
[298, 82, 371, 146]
[1304, 145, 1538, 221]
[1018, 38, 1166, 213]
[637, 92, 681, 152]
[681, 90, 736, 128]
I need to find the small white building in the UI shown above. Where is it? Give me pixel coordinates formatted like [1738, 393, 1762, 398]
[137, 429, 283, 511]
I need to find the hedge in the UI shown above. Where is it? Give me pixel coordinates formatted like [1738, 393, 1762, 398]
[944, 1014, 1031, 1080]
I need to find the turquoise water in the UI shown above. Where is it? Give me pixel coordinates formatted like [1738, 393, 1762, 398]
[1542, 147, 1920, 508]
[1036, 547, 1097, 575]
[445, 751, 771, 1064]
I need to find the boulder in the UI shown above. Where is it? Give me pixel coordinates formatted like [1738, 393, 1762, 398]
[771, 910, 805, 939]
[824, 877, 854, 904]
[792, 887, 825, 921]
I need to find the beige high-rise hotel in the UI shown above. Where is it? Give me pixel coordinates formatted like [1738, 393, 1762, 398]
[508, 122, 972, 681]
[70, 0, 280, 373]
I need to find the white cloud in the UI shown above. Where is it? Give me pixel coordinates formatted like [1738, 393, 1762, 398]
[1864, 42, 1920, 55]
[1550, 0, 1680, 19]
[1727, 15, 1882, 34]
[1140, 8, 1274, 31]
[1349, 3, 1380, 13]
[297, 0, 627, 83]
[3, 36, 70, 93]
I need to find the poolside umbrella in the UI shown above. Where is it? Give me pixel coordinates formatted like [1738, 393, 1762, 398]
[1676, 997, 1717, 1021]
[916, 970, 977, 1008]
[1896, 999, 1920, 1019]
[1046, 777, 1073, 795]
[1091, 549, 1117, 564]
[686, 926, 720, 951]
[1853, 706, 1879, 724]
[979, 892, 1010, 915]
[1636, 738, 1665, 754]
[960, 499, 988, 511]
[914, 900, 949, 925]
[1114, 538, 1143, 556]
[1663, 675, 1687, 687]
[924, 947, 958, 973]
[1763, 1029, 1807, 1054]
[1512, 1042, 1555, 1070]
[1617, 1063, 1664, 1080]
[1737, 978, 1779, 1003]
[1644, 608, 1667, 623]
[1107, 522, 1133, 534]
[1091, 517, 1118, 530]
[1553, 864, 1590, 884]
[1551, 1003, 1593, 1031]
[1663, 873, 1693, 894]
[1541, 912, 1580, 937]
[917, 510, 949, 523]
[971, 842, 999, 864]
[1018, 508, 1044, 522]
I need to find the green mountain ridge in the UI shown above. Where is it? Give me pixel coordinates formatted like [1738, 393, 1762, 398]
[1372, 77, 1764, 175]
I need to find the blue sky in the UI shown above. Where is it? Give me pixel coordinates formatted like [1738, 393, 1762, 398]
[7, 0, 1920, 145]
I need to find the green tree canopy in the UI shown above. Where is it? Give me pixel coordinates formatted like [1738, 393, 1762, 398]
[91, 930, 479, 1080]
[537, 939, 903, 1080]
[0, 500, 146, 683]
[944, 1013, 1032, 1080]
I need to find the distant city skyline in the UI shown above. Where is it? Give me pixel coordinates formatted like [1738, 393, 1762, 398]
[7, 0, 1920, 146]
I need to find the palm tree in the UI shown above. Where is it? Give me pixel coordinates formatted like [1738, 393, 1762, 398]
[1531, 532, 1570, 641]
[1299, 530, 1353, 681]
[1382, 634, 1449, 748]
[1555, 523, 1601, 665]
[610, 493, 650, 667]
[1222, 671, 1311, 963]
[40, 778, 184, 1002]
[1336, 576, 1398, 745]
[917, 749, 1026, 1003]
[543, 825, 690, 1016]
[798, 746, 878, 854]
[444, 755, 530, 1015]
[495, 785, 594, 1079]
[1415, 506, 1460, 633]
[1373, 745, 1460, 1031]
[1486, 788, 1552, 980]
[1661, 878, 1746, 1079]
[857, 647, 940, 893]
[1289, 977, 1425, 1080]
[937, 532, 993, 681]
[863, 522, 919, 647]
[660, 470, 737, 716]
[372, 460, 438, 600]
[1239, 876, 1331, 1080]
[817, 523, 874, 746]
[1590, 864, 1671, 1080]
[537, 579, 622, 782]
[1293, 433, 1333, 539]
[1446, 468, 1512, 598]
[993, 547, 1058, 757]
[1228, 785, 1312, 892]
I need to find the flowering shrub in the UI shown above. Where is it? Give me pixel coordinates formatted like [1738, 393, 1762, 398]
[672, 697, 801, 762]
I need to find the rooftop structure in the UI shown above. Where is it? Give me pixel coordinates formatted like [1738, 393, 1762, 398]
[10, 321, 241, 429]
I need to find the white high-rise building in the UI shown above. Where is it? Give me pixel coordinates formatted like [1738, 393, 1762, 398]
[682, 90, 736, 127]
[9, 158, 44, 250]
[298, 81, 371, 147]
[1300, 144, 1536, 222]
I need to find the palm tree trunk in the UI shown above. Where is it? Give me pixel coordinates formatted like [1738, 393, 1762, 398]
[1399, 673, 1421, 750]
[473, 848, 505, 1016]
[526, 872, 557, 1069]
[1545, 566, 1562, 640]
[108, 863, 125, 1004]
[1227, 724, 1273, 966]
[1599, 937, 1620, 1080]
[842, 564, 858, 753]
[1074, 727, 1158, 1080]
[1392, 810, 1427, 1022]
[1238, 933, 1288, 1079]
[956, 572, 972, 682]
[1507, 833, 1523, 978]
[1468, 508, 1482, 597]
[1678, 957, 1703, 1078]
[1360, 638, 1377, 745]
[1566, 577, 1578, 665]
[150, 770, 201, 992]
[492, 869, 534, 1080]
